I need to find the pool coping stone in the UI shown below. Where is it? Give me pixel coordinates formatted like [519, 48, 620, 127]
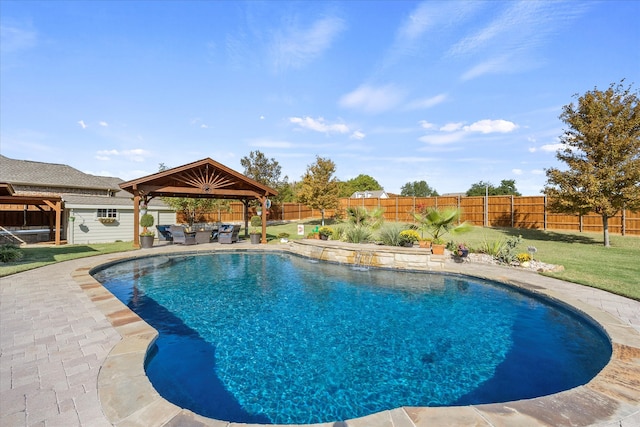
[2, 240, 639, 426]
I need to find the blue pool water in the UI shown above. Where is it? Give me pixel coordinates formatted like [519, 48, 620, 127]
[93, 252, 611, 425]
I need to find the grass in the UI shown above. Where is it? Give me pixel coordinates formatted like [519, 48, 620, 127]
[441, 226, 640, 301]
[2, 221, 638, 301]
[0, 241, 136, 277]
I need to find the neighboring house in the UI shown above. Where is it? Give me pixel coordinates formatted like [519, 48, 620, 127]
[0, 155, 176, 244]
[350, 190, 389, 199]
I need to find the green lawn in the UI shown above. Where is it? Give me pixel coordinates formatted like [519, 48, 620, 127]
[2, 222, 638, 301]
[0, 241, 136, 277]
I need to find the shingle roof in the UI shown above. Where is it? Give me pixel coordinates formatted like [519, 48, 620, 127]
[0, 155, 119, 191]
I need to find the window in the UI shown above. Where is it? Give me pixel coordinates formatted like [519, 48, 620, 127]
[97, 208, 118, 219]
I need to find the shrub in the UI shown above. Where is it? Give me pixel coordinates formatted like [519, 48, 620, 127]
[478, 235, 523, 264]
[376, 223, 406, 246]
[140, 213, 154, 228]
[0, 244, 24, 263]
[343, 225, 372, 243]
[250, 215, 262, 227]
[399, 229, 420, 245]
[277, 232, 290, 239]
[516, 252, 532, 263]
[318, 226, 334, 237]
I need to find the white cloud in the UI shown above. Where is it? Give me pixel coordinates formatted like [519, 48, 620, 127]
[419, 120, 435, 130]
[350, 130, 366, 140]
[531, 169, 545, 175]
[461, 56, 510, 81]
[289, 116, 349, 134]
[405, 93, 448, 110]
[270, 16, 346, 72]
[200, 124, 208, 129]
[77, 120, 87, 129]
[420, 118, 518, 145]
[0, 24, 37, 53]
[440, 122, 464, 132]
[540, 143, 564, 152]
[528, 147, 537, 153]
[339, 84, 406, 114]
[419, 131, 465, 145]
[463, 119, 517, 134]
[99, 121, 108, 127]
[512, 168, 523, 175]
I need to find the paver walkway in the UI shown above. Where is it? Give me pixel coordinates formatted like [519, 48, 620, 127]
[1, 243, 639, 426]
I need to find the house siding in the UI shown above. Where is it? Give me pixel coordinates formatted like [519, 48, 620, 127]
[68, 207, 176, 244]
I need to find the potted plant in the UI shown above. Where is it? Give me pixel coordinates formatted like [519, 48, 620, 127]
[456, 243, 469, 257]
[399, 229, 420, 247]
[418, 238, 432, 249]
[318, 226, 334, 240]
[140, 213, 155, 248]
[249, 228, 261, 244]
[278, 232, 290, 243]
[413, 208, 471, 255]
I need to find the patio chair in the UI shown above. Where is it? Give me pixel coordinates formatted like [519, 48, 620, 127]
[218, 224, 241, 244]
[169, 225, 196, 245]
[156, 225, 173, 241]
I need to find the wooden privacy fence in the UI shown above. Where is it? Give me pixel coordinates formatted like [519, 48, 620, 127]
[180, 196, 640, 236]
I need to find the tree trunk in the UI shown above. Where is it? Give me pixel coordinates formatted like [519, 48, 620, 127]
[602, 214, 610, 247]
[321, 209, 325, 226]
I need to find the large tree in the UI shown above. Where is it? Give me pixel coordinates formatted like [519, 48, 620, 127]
[400, 180, 439, 197]
[466, 180, 521, 196]
[240, 150, 289, 203]
[339, 174, 383, 197]
[544, 81, 640, 247]
[296, 156, 340, 225]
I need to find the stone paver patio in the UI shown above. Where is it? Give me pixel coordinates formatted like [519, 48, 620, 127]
[1, 241, 639, 426]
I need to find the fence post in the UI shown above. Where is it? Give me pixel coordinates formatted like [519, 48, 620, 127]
[298, 203, 301, 220]
[622, 208, 626, 236]
[396, 197, 398, 222]
[544, 196, 547, 230]
[511, 195, 514, 228]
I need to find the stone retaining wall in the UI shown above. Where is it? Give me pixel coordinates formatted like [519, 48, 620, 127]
[289, 240, 447, 271]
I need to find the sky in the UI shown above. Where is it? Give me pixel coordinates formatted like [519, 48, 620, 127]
[1, 1, 639, 196]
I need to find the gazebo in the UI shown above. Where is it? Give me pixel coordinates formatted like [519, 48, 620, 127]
[118, 158, 278, 247]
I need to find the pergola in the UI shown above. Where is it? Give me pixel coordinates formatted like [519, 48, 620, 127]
[0, 183, 64, 245]
[118, 158, 278, 247]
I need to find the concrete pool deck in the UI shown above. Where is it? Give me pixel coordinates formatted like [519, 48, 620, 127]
[1, 241, 639, 426]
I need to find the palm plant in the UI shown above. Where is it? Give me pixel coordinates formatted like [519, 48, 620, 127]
[345, 206, 384, 229]
[414, 208, 471, 244]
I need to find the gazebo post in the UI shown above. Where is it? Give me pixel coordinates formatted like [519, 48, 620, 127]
[133, 187, 140, 248]
[261, 196, 267, 244]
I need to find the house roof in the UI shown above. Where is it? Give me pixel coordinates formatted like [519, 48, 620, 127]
[351, 190, 388, 198]
[0, 155, 120, 191]
[119, 157, 278, 201]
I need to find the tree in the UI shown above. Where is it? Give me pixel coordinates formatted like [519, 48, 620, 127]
[339, 174, 383, 197]
[544, 81, 640, 247]
[240, 150, 289, 204]
[296, 156, 340, 226]
[466, 180, 521, 196]
[495, 179, 521, 196]
[400, 180, 439, 197]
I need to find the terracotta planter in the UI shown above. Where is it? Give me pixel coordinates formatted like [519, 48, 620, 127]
[419, 240, 432, 249]
[431, 244, 446, 255]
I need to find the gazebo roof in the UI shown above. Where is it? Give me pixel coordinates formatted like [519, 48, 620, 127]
[118, 158, 277, 200]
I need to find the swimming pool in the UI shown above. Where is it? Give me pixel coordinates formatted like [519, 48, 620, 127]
[93, 252, 611, 425]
